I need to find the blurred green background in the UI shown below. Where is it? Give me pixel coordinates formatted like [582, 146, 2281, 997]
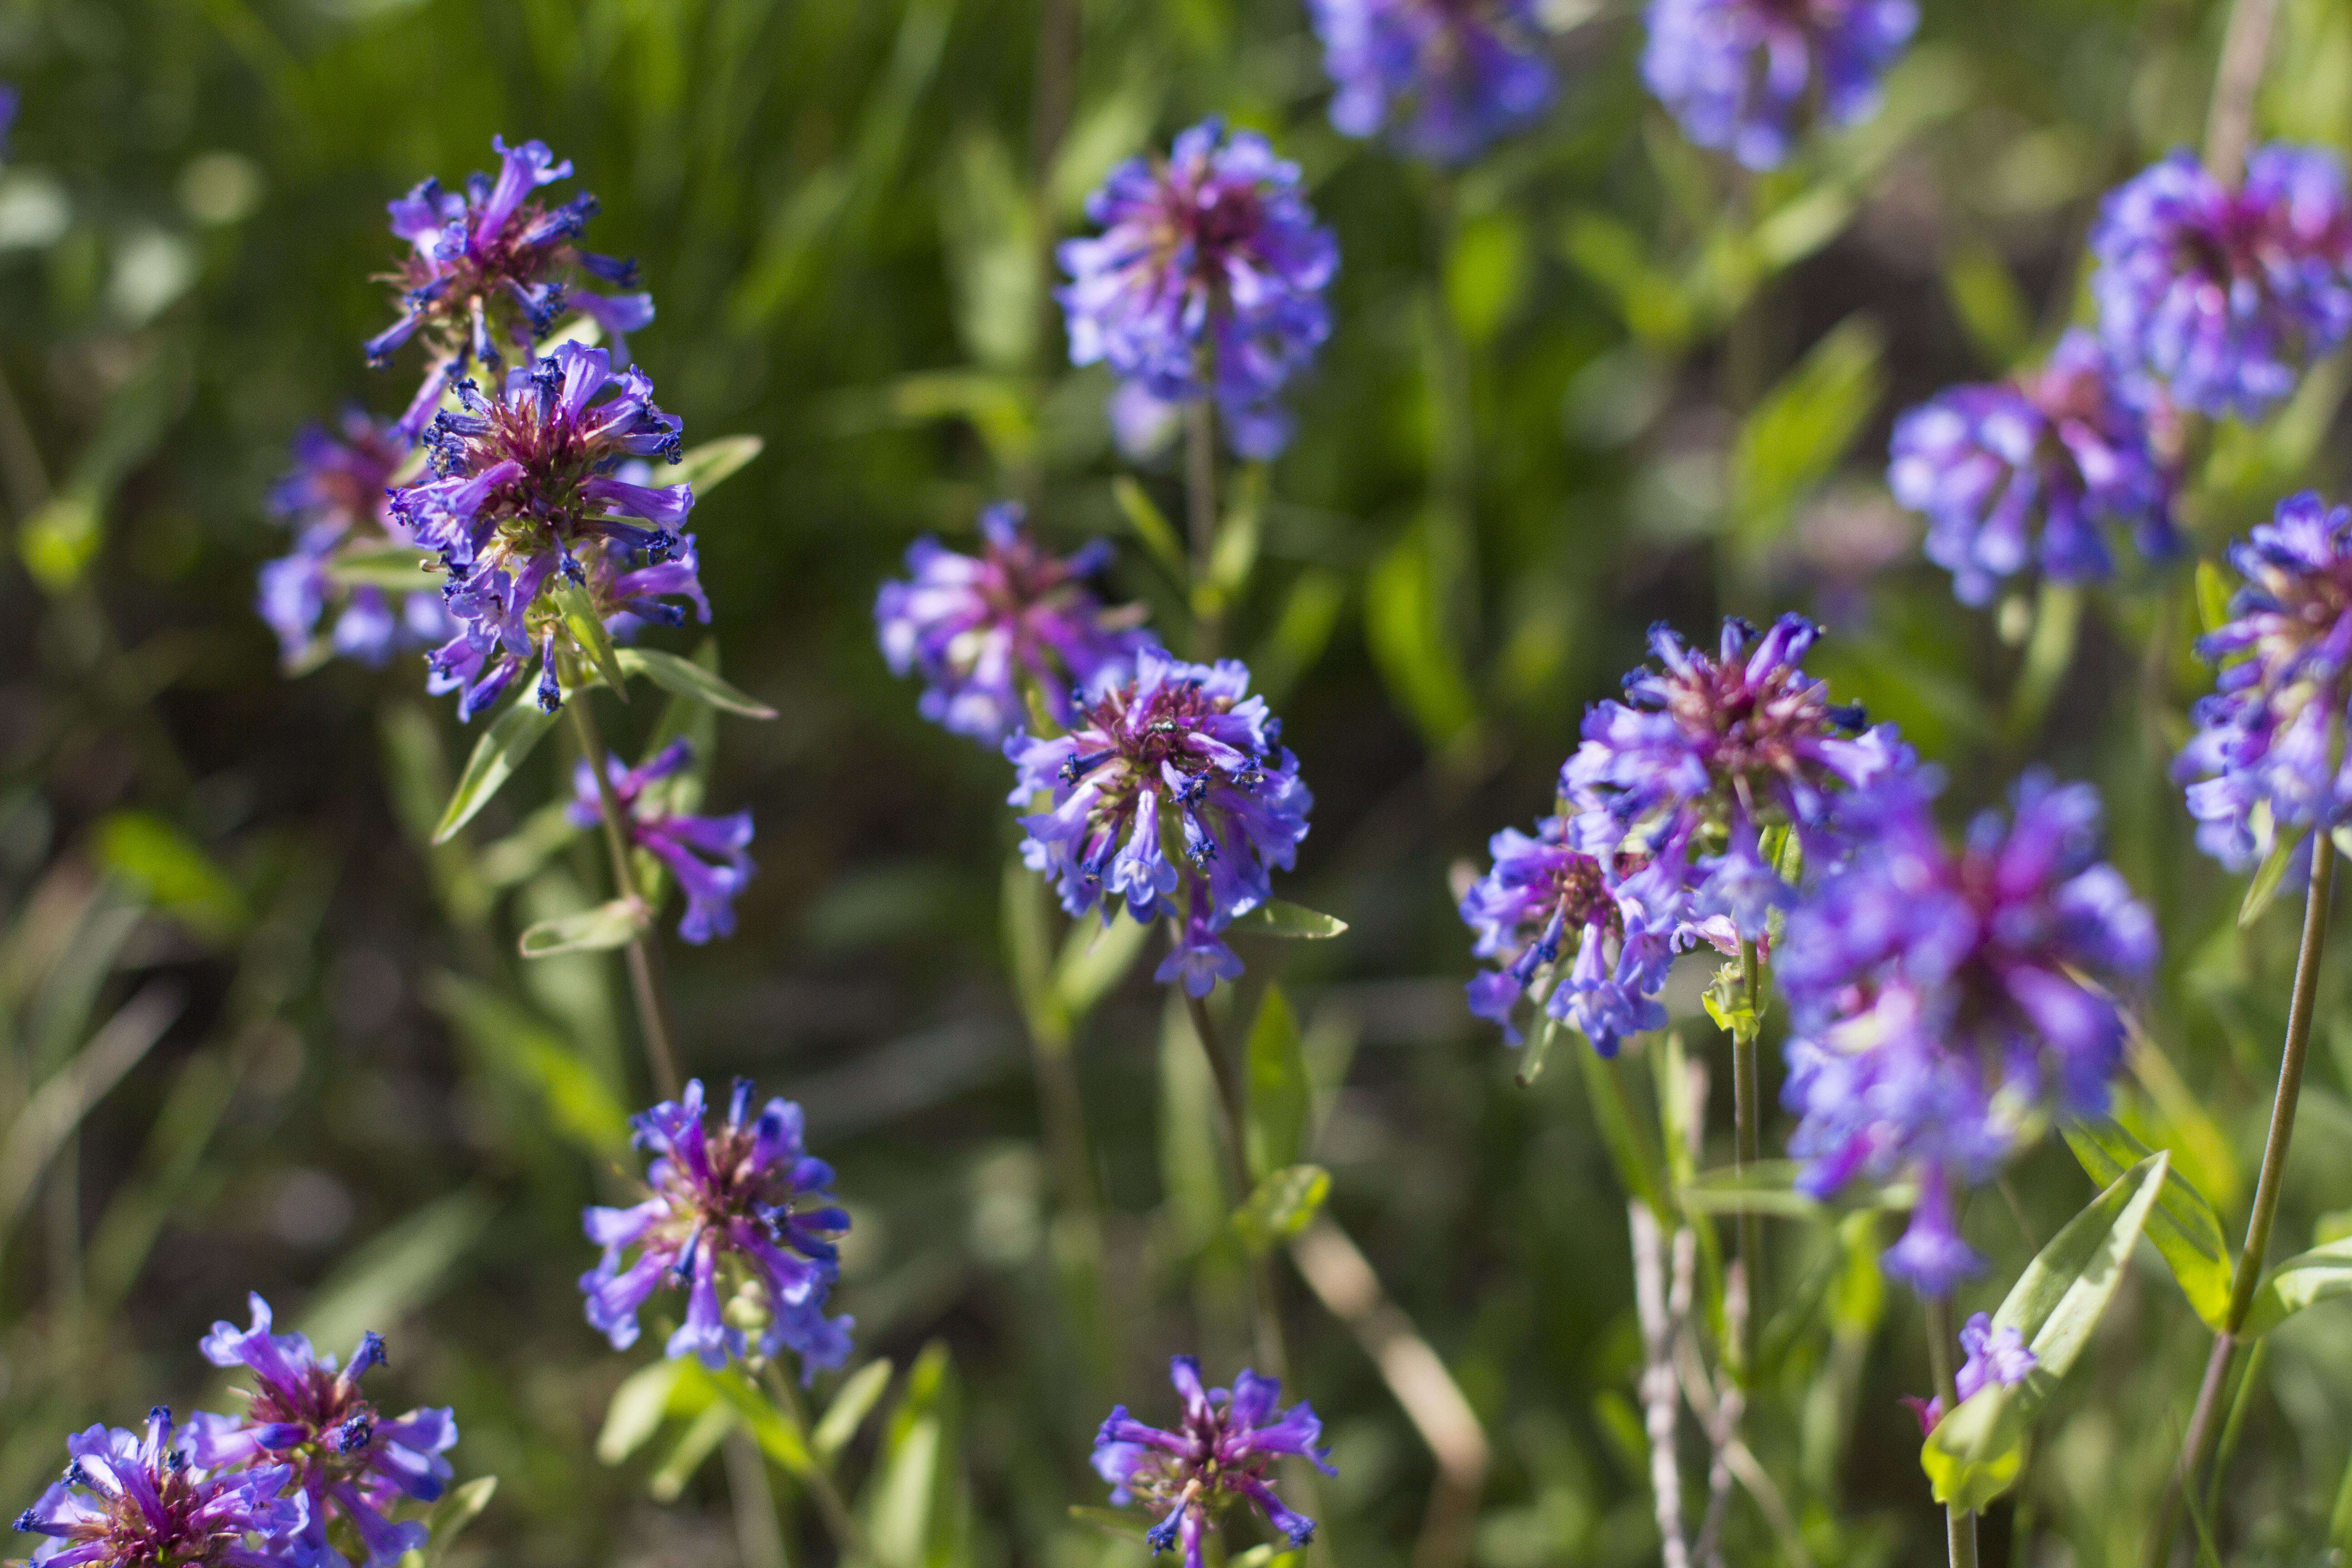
[8, 0, 2352, 1564]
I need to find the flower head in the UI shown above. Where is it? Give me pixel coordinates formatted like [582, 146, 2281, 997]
[875, 503, 1153, 743]
[1004, 648, 1312, 996]
[1058, 119, 1339, 460]
[392, 343, 698, 720]
[1904, 1312, 2037, 1434]
[367, 136, 653, 433]
[1890, 330, 2180, 606]
[1642, 0, 1918, 171]
[1779, 771, 2157, 1295]
[186, 1296, 456, 1568]
[13, 1408, 304, 1568]
[258, 412, 455, 669]
[568, 740, 755, 943]
[1306, 0, 1555, 165]
[581, 1079, 853, 1378]
[1093, 1357, 1335, 1568]
[1565, 614, 1913, 944]
[2176, 491, 2352, 867]
[2092, 145, 2352, 418]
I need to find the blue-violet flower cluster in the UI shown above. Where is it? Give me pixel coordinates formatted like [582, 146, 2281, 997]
[1305, 0, 1555, 165]
[569, 740, 755, 944]
[582, 1079, 853, 1378]
[1093, 1357, 1335, 1568]
[1642, 0, 1918, 171]
[14, 1409, 304, 1568]
[258, 410, 453, 669]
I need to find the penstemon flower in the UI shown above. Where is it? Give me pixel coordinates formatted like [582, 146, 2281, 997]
[1565, 614, 1914, 943]
[581, 1079, 853, 1378]
[1305, 0, 1556, 165]
[2092, 145, 2352, 419]
[1004, 648, 1312, 996]
[874, 502, 1154, 743]
[258, 410, 453, 670]
[1889, 329, 2179, 606]
[1903, 1312, 2036, 1434]
[186, 1296, 458, 1568]
[1641, 0, 1918, 171]
[13, 1408, 304, 1568]
[1778, 771, 2157, 1295]
[393, 342, 699, 720]
[568, 740, 755, 943]
[2176, 491, 2352, 868]
[1058, 118, 1339, 460]
[1092, 1357, 1335, 1568]
[368, 137, 653, 436]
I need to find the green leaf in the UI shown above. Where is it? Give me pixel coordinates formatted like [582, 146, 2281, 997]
[432, 695, 562, 844]
[92, 811, 246, 941]
[1245, 987, 1310, 1177]
[1367, 523, 1478, 748]
[868, 1341, 964, 1568]
[1068, 1505, 1150, 1540]
[1940, 241, 2031, 368]
[814, 1359, 895, 1458]
[322, 544, 435, 590]
[295, 1189, 495, 1356]
[398, 1475, 497, 1568]
[478, 802, 585, 891]
[649, 1403, 736, 1501]
[426, 974, 632, 1160]
[1229, 1164, 1330, 1254]
[1922, 1151, 2170, 1511]
[1514, 1014, 1563, 1088]
[2195, 560, 2234, 637]
[703, 1367, 815, 1478]
[1229, 900, 1348, 939]
[553, 579, 627, 699]
[517, 897, 647, 958]
[1729, 314, 1886, 548]
[1112, 475, 1188, 584]
[1445, 209, 1529, 348]
[615, 647, 778, 719]
[2242, 1236, 2352, 1338]
[1680, 1161, 1914, 1218]
[1052, 910, 1152, 1020]
[597, 1359, 689, 1465]
[2064, 1118, 2232, 1329]
[669, 434, 764, 495]
[2239, 829, 2303, 927]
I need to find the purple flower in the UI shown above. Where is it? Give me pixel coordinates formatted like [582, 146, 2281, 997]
[568, 740, 755, 943]
[1457, 815, 1676, 1055]
[185, 1296, 456, 1568]
[394, 343, 698, 720]
[1004, 648, 1312, 997]
[581, 1079, 853, 1378]
[1642, 0, 1918, 171]
[2092, 145, 2352, 418]
[1779, 770, 2157, 1296]
[1306, 0, 1555, 165]
[1093, 1357, 1336, 1568]
[258, 411, 454, 669]
[1890, 330, 2180, 605]
[367, 137, 652, 435]
[1564, 614, 1914, 946]
[875, 502, 1154, 743]
[2176, 491, 2352, 867]
[1904, 1311, 2037, 1433]
[1058, 119, 1339, 460]
[14, 1408, 304, 1568]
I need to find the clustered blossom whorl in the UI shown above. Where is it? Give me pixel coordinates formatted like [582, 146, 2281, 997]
[1458, 813, 1678, 1056]
[582, 1079, 853, 1379]
[1904, 1311, 2036, 1434]
[1779, 771, 2157, 1296]
[1306, 0, 1556, 165]
[1058, 118, 1339, 460]
[568, 740, 755, 943]
[14, 1408, 303, 1568]
[1005, 648, 1312, 996]
[368, 136, 653, 436]
[1093, 1357, 1335, 1568]
[188, 1296, 458, 1568]
[2176, 491, 2352, 868]
[875, 503, 1153, 743]
[1890, 330, 2179, 606]
[259, 411, 454, 670]
[393, 341, 699, 720]
[1642, 0, 1918, 171]
[1566, 614, 1913, 943]
[2092, 145, 2352, 419]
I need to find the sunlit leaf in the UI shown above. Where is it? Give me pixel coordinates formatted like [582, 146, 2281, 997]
[2239, 830, 2303, 927]
[1245, 987, 1309, 1178]
[553, 580, 627, 699]
[2243, 1236, 2352, 1338]
[598, 1360, 689, 1466]
[93, 811, 246, 941]
[814, 1360, 896, 1459]
[433, 696, 563, 844]
[517, 897, 647, 958]
[2064, 1118, 2232, 1329]
[295, 1190, 496, 1356]
[616, 647, 778, 719]
[1229, 1164, 1330, 1254]
[669, 434, 763, 496]
[1112, 475, 1188, 585]
[1229, 900, 1348, 939]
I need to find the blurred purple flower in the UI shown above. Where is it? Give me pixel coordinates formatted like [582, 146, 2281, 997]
[2176, 490, 2352, 868]
[1779, 770, 2157, 1296]
[14, 1408, 304, 1568]
[1004, 647, 1311, 996]
[1642, 0, 1918, 171]
[258, 411, 454, 670]
[1891, 330, 2179, 605]
[581, 1078, 853, 1378]
[1306, 0, 1555, 164]
[2092, 145, 2352, 418]
[1058, 118, 1338, 459]
[1093, 1357, 1335, 1568]
[875, 502, 1154, 743]
[186, 1296, 456, 1568]
[1904, 1311, 2037, 1434]
[568, 740, 754, 943]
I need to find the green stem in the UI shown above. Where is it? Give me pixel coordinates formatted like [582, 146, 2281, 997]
[1183, 980, 1290, 1382]
[568, 698, 684, 1101]
[762, 1362, 880, 1566]
[1925, 1296, 1980, 1568]
[1185, 399, 1220, 659]
[1732, 939, 1764, 1375]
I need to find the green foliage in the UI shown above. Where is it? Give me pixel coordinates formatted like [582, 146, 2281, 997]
[2064, 1117, 2233, 1329]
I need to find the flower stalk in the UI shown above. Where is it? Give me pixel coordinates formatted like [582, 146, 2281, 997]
[761, 1361, 880, 1567]
[1923, 1295, 1980, 1568]
[1731, 936, 1764, 1375]
[568, 696, 683, 1100]
[1184, 985, 1292, 1382]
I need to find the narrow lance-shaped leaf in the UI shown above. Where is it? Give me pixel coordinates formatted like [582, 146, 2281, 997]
[813, 1359, 896, 1459]
[1245, 987, 1310, 1178]
[1229, 900, 1348, 939]
[433, 695, 563, 844]
[2239, 828, 2303, 927]
[2063, 1117, 2232, 1329]
[2242, 1236, 2352, 1338]
[669, 434, 763, 495]
[518, 897, 648, 958]
[553, 580, 628, 700]
[616, 647, 778, 719]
